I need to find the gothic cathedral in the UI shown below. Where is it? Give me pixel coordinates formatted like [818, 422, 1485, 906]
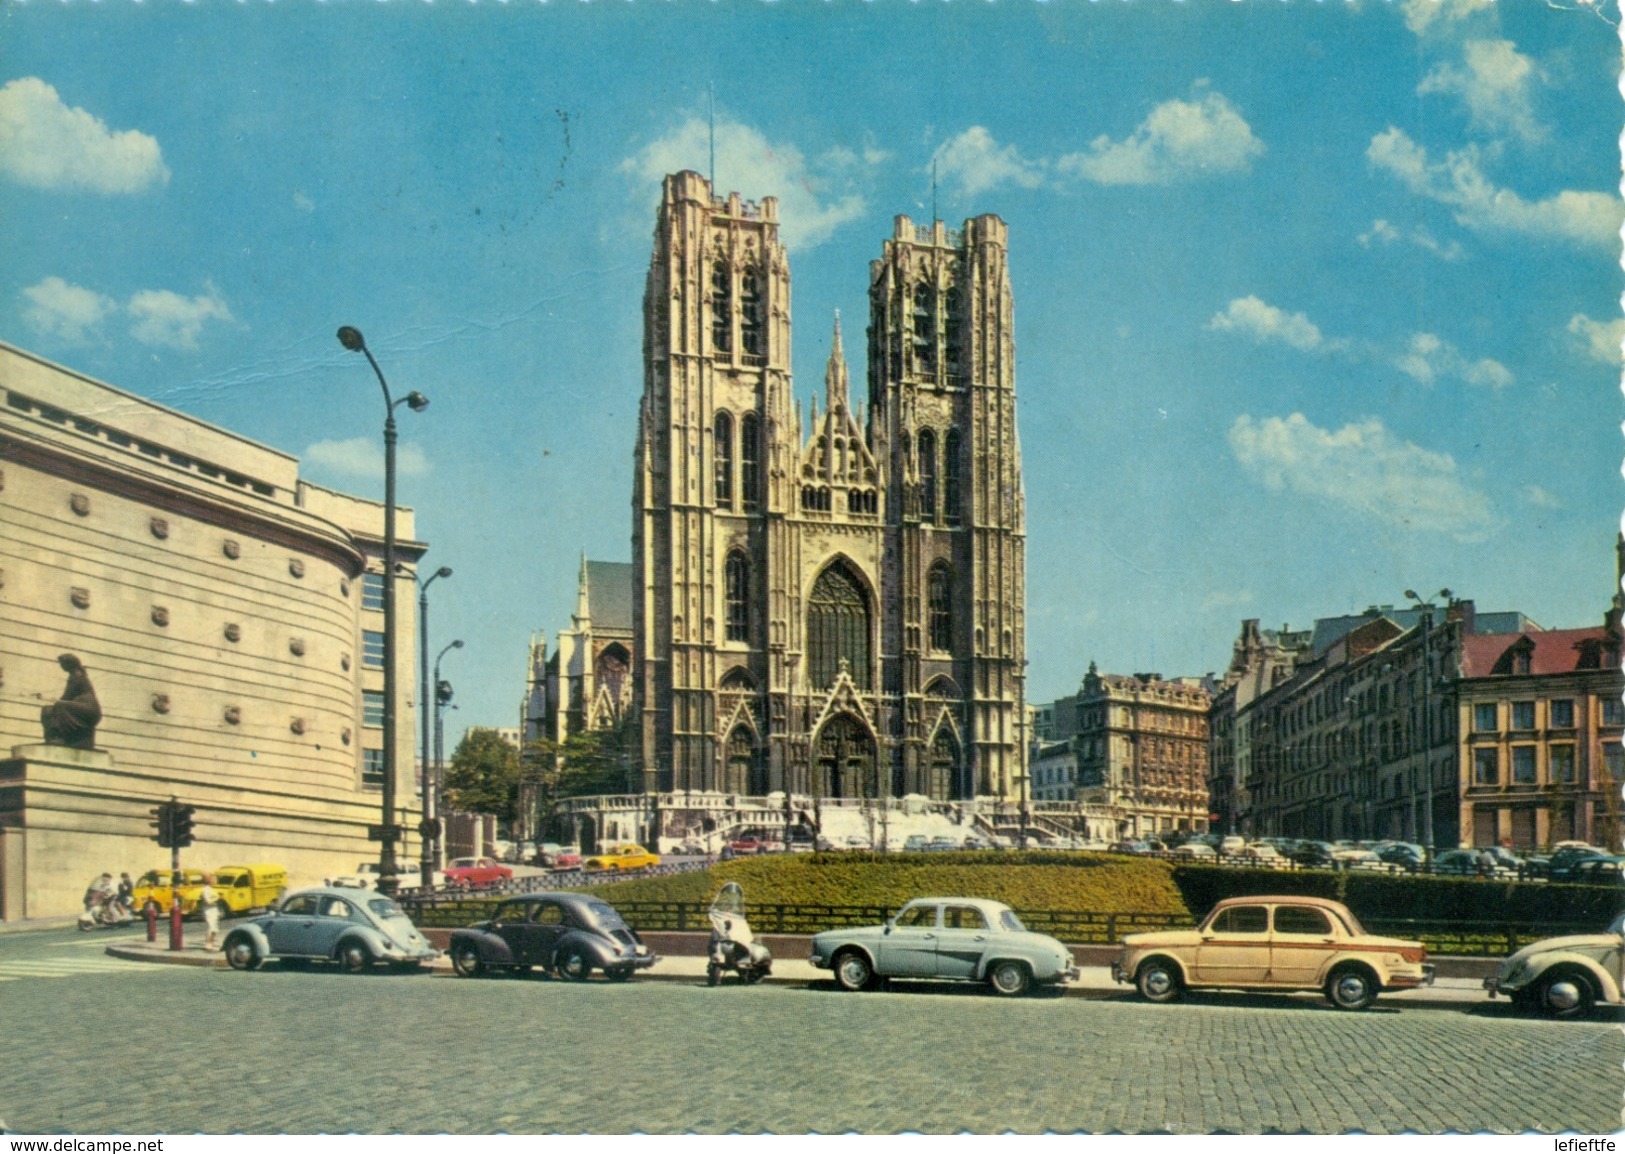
[632, 171, 1026, 804]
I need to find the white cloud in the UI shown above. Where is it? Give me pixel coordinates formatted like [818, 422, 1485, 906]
[1418, 39, 1544, 143]
[1367, 127, 1621, 248]
[1228, 412, 1498, 541]
[0, 77, 169, 194]
[1402, 0, 1496, 38]
[932, 127, 1046, 198]
[1057, 92, 1264, 186]
[1523, 484, 1562, 509]
[127, 287, 235, 351]
[1201, 589, 1255, 613]
[1357, 218, 1465, 261]
[1395, 332, 1512, 390]
[1566, 314, 1625, 365]
[1206, 296, 1326, 353]
[303, 436, 429, 480]
[20, 276, 116, 343]
[620, 117, 865, 250]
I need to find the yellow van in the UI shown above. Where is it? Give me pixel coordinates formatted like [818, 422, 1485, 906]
[212, 864, 288, 914]
[131, 868, 207, 914]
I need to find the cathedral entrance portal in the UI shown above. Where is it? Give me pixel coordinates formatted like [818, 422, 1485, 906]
[924, 726, 963, 802]
[814, 713, 877, 800]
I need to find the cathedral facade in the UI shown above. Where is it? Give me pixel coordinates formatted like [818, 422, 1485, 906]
[631, 171, 1027, 805]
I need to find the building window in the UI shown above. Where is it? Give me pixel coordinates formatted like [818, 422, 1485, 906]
[1512, 650, 1532, 676]
[1511, 745, 1536, 784]
[918, 429, 937, 524]
[740, 266, 764, 358]
[807, 562, 870, 690]
[362, 630, 385, 669]
[362, 748, 384, 786]
[1473, 747, 1499, 786]
[943, 428, 962, 525]
[714, 411, 734, 507]
[1605, 744, 1625, 783]
[1473, 703, 1498, 732]
[363, 690, 385, 728]
[1603, 697, 1625, 726]
[911, 281, 935, 375]
[711, 261, 731, 353]
[1549, 699, 1575, 729]
[1550, 744, 1576, 784]
[944, 285, 962, 376]
[362, 572, 385, 612]
[740, 413, 760, 510]
[1511, 701, 1536, 731]
[725, 551, 749, 643]
[928, 563, 952, 653]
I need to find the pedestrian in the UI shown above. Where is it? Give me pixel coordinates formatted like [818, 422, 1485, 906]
[200, 873, 220, 951]
[1476, 848, 1495, 878]
[116, 872, 134, 914]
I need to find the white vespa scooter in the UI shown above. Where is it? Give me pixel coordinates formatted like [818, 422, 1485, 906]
[706, 881, 772, 985]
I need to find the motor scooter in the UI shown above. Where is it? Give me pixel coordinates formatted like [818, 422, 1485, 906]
[706, 881, 772, 985]
[77, 895, 133, 931]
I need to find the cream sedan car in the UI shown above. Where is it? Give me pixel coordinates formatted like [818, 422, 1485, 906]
[1112, 896, 1433, 1010]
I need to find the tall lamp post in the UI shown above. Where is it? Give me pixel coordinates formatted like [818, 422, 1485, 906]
[337, 325, 428, 896]
[1405, 587, 1452, 863]
[415, 566, 453, 877]
[433, 639, 464, 849]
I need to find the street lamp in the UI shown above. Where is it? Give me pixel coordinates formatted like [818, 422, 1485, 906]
[415, 565, 453, 876]
[337, 325, 429, 897]
[433, 639, 464, 842]
[1405, 587, 1452, 863]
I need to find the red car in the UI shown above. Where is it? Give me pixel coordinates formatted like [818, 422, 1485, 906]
[444, 857, 513, 889]
[726, 837, 772, 856]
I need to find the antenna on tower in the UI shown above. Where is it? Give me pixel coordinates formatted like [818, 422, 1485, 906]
[708, 82, 716, 191]
[932, 156, 939, 225]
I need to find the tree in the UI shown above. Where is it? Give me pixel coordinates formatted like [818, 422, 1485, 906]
[443, 727, 522, 825]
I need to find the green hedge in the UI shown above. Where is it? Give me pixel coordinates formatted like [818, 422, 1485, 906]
[1171, 864, 1625, 926]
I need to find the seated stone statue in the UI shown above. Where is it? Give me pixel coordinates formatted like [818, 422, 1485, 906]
[41, 653, 101, 750]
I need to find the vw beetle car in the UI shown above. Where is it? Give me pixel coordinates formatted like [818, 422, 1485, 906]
[222, 886, 438, 973]
[1113, 896, 1432, 1010]
[808, 896, 1079, 997]
[448, 892, 656, 981]
[1484, 912, 1625, 1018]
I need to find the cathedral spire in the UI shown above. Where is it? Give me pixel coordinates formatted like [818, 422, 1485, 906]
[574, 551, 591, 625]
[824, 311, 850, 415]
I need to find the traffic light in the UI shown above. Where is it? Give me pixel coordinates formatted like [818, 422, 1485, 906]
[150, 802, 176, 848]
[172, 803, 196, 849]
[435, 679, 454, 706]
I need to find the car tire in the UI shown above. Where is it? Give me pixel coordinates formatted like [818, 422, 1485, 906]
[1536, 968, 1596, 1020]
[337, 941, 372, 974]
[224, 935, 259, 972]
[987, 960, 1031, 998]
[451, 945, 485, 979]
[833, 949, 875, 992]
[1135, 958, 1183, 1004]
[559, 947, 591, 981]
[1325, 965, 1379, 1011]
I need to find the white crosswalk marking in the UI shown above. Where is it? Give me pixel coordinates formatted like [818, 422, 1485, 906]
[0, 956, 159, 982]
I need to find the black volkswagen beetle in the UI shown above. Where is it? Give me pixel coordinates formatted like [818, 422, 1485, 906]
[448, 892, 657, 981]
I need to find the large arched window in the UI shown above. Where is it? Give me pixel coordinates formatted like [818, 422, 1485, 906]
[740, 412, 761, 509]
[741, 266, 764, 358]
[928, 562, 953, 653]
[711, 261, 732, 353]
[911, 281, 935, 375]
[807, 562, 870, 690]
[917, 429, 937, 524]
[724, 550, 749, 643]
[943, 427, 962, 525]
[714, 410, 734, 507]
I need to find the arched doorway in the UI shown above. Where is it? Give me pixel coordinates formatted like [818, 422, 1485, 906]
[924, 726, 961, 801]
[814, 713, 877, 800]
[724, 726, 768, 796]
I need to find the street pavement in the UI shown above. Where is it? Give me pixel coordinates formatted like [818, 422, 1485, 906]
[0, 923, 1619, 1134]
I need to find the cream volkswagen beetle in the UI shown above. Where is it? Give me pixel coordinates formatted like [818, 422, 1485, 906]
[1113, 895, 1434, 1010]
[1484, 912, 1625, 1019]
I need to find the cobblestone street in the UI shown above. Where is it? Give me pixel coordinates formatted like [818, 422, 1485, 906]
[0, 929, 1618, 1134]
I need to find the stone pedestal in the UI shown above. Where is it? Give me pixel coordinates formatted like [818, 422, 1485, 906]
[1, 745, 115, 920]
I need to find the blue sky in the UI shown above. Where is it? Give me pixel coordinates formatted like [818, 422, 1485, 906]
[3, 0, 1620, 732]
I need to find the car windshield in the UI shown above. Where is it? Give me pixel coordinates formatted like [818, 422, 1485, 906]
[584, 900, 627, 930]
[367, 898, 404, 919]
[999, 909, 1026, 933]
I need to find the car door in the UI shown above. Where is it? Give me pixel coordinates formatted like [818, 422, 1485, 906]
[265, 893, 323, 955]
[486, 900, 530, 962]
[529, 900, 569, 965]
[877, 903, 942, 977]
[313, 894, 361, 957]
[1193, 904, 1270, 985]
[1269, 904, 1338, 987]
[934, 904, 993, 980]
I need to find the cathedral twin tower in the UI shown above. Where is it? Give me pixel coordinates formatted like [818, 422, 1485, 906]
[632, 171, 1027, 804]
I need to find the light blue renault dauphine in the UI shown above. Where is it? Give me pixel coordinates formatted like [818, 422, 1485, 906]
[809, 896, 1079, 997]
